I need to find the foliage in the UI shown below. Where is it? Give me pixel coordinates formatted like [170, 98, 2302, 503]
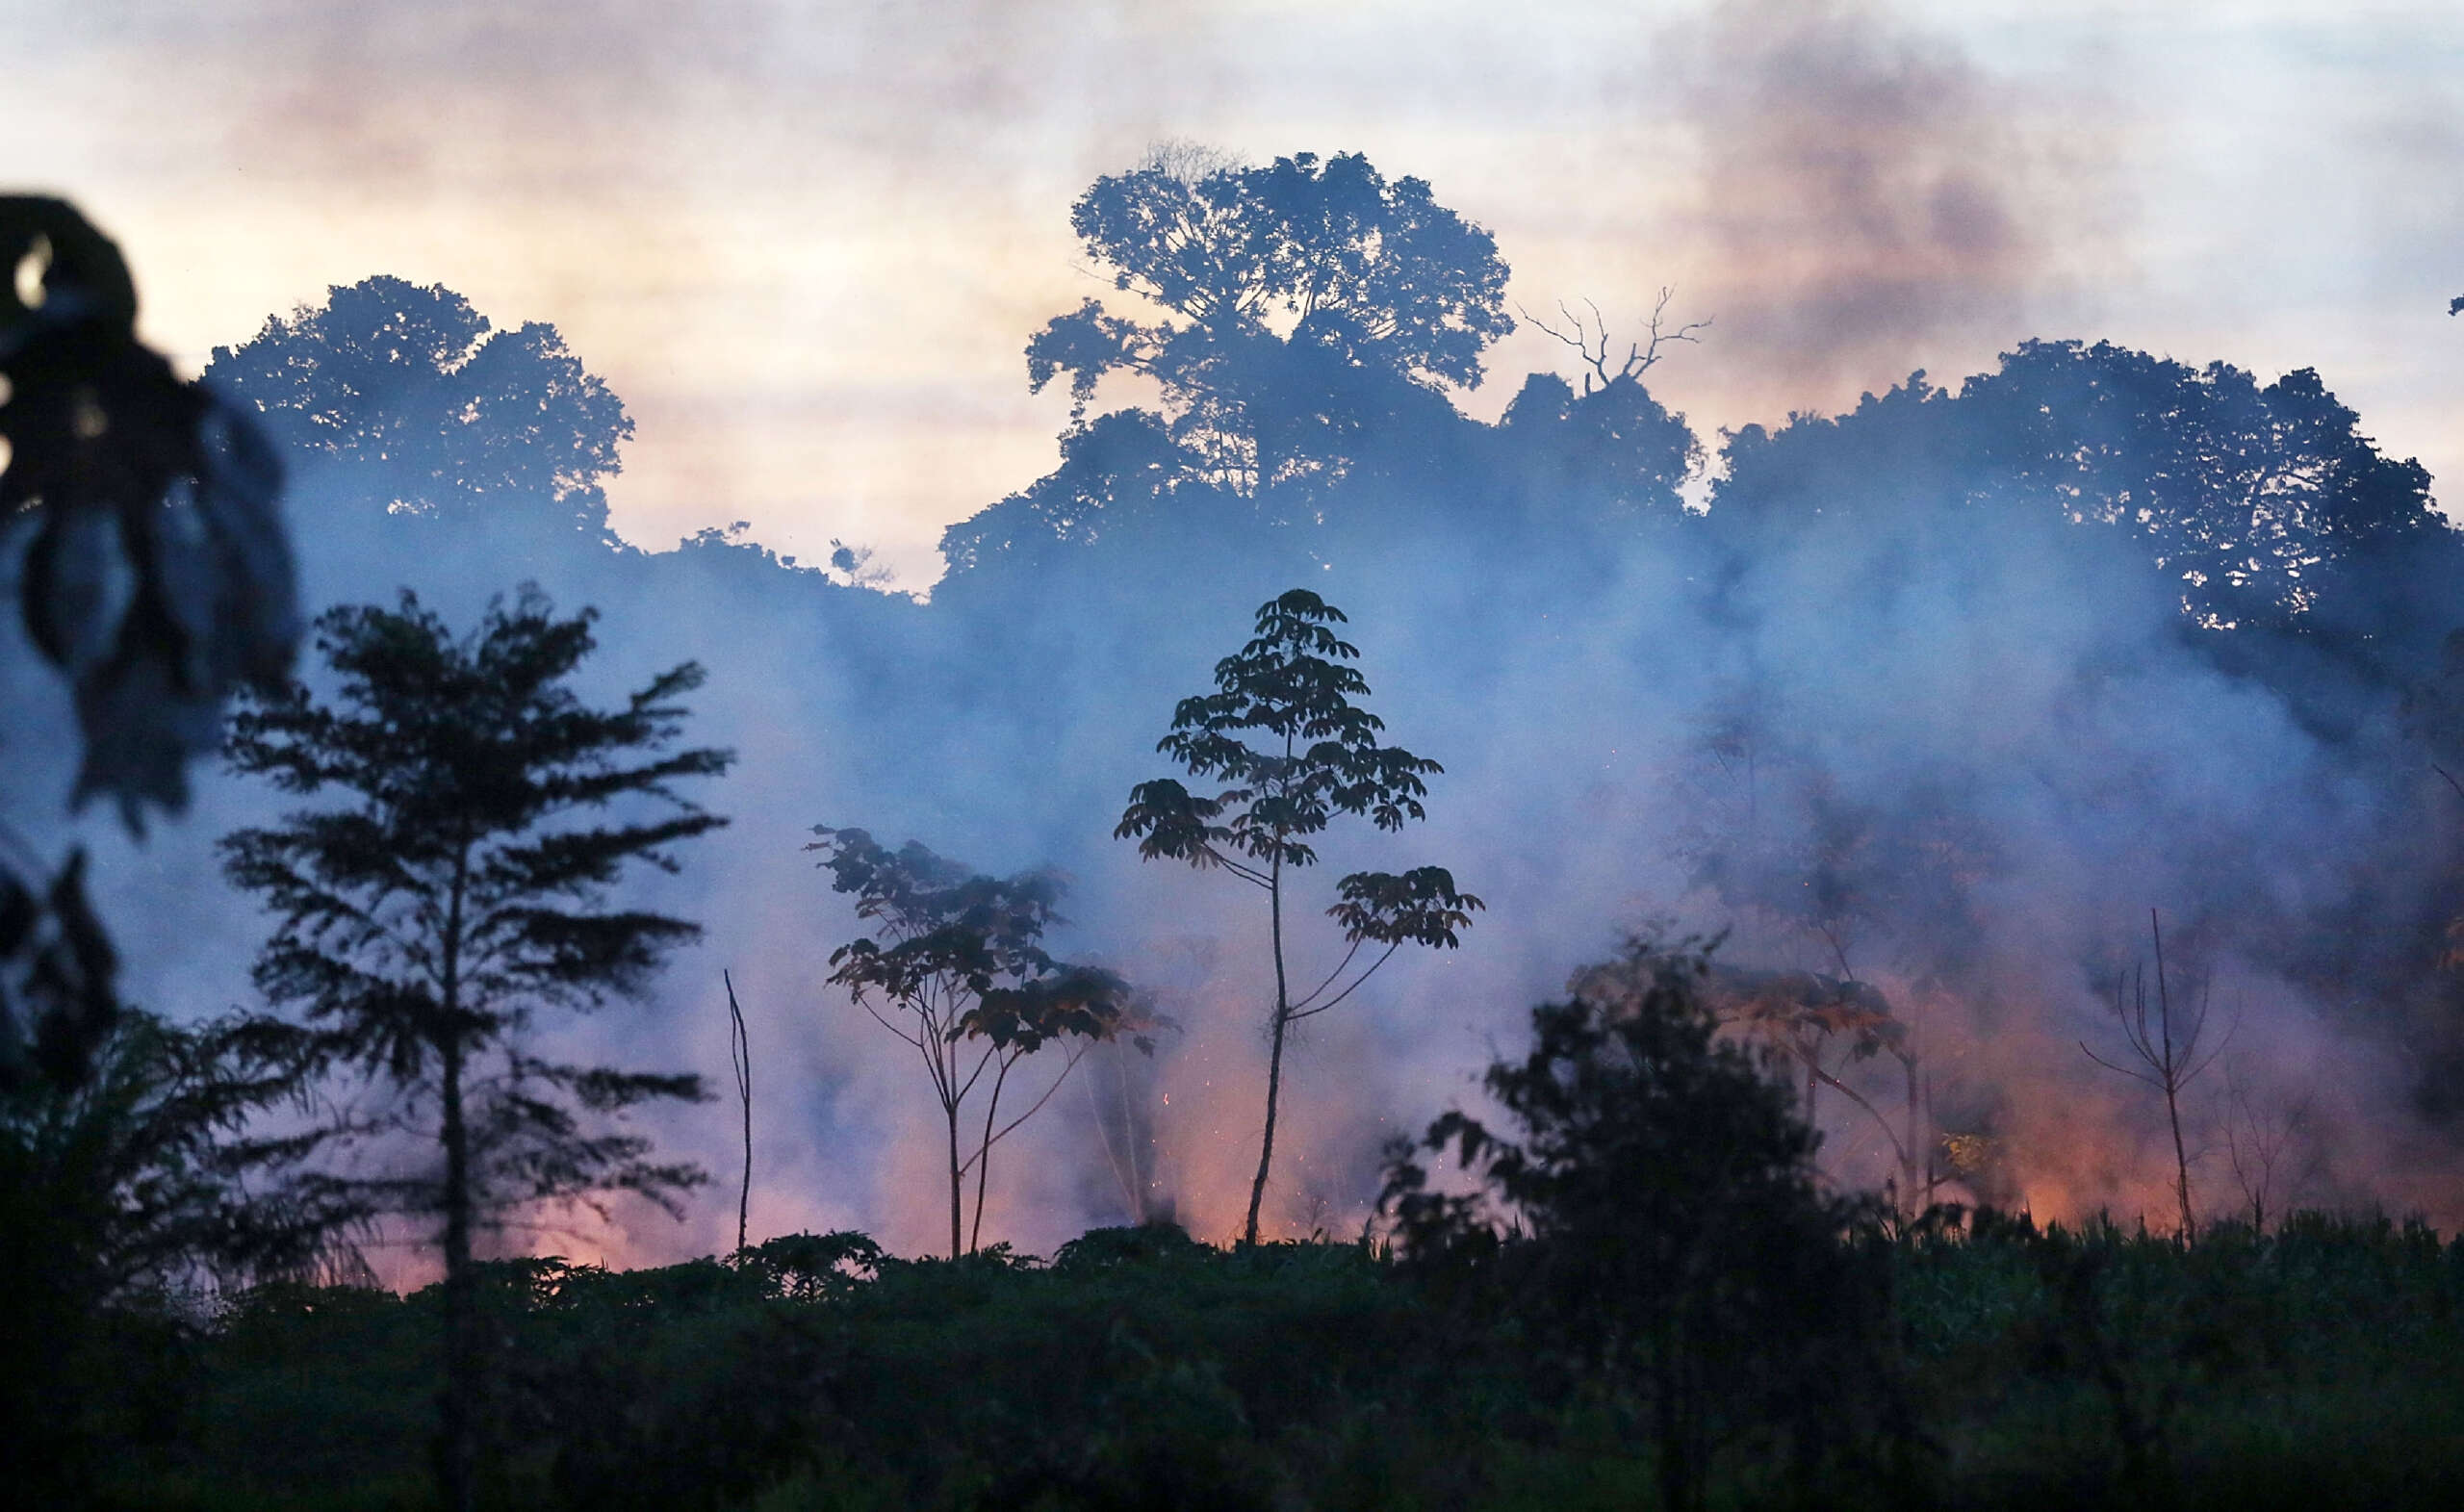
[810, 826, 1135, 1258]
[1026, 146, 1512, 493]
[1381, 939, 1897, 1512]
[1, 195, 300, 824]
[220, 586, 731, 1510]
[937, 408, 1203, 575]
[0, 1006, 352, 1500]
[88, 1211, 2464, 1512]
[206, 275, 632, 543]
[1118, 587, 1479, 1243]
[0, 194, 298, 1092]
[0, 840, 120, 1092]
[1713, 339, 2447, 636]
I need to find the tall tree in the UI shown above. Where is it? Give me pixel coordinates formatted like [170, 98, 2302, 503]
[1027, 147, 1513, 494]
[809, 827, 1134, 1259]
[220, 587, 730, 1512]
[205, 275, 631, 543]
[1117, 588, 1480, 1244]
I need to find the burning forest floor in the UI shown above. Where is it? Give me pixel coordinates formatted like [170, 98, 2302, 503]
[72, 1211, 2464, 1512]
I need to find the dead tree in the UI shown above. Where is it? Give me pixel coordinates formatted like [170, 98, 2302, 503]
[1687, 965, 1935, 1211]
[724, 970, 753, 1255]
[2081, 910, 2230, 1241]
[2220, 1052, 2313, 1232]
[1519, 287, 1711, 395]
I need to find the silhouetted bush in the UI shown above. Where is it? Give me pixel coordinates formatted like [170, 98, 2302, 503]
[1381, 938, 1916, 1511]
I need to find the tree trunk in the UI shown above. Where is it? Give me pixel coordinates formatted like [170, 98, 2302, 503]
[2166, 1083, 2194, 1242]
[438, 1032, 475, 1512]
[970, 1056, 1014, 1255]
[1903, 1051, 1924, 1213]
[2151, 912, 2195, 1242]
[725, 970, 751, 1255]
[437, 846, 475, 1512]
[945, 1090, 964, 1261]
[1244, 849, 1291, 1246]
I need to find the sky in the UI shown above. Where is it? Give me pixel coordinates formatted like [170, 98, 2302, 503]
[8, 0, 2461, 585]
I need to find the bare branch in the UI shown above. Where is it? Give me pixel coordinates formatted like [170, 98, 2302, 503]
[1519, 286, 1710, 395]
[1285, 941, 1402, 1021]
[2436, 763, 2464, 804]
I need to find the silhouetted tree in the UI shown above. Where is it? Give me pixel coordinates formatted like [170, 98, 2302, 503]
[1118, 588, 1480, 1244]
[1027, 145, 1512, 493]
[937, 408, 1203, 576]
[1714, 341, 2446, 635]
[1382, 939, 1886, 1512]
[1493, 357, 1702, 526]
[2218, 1051, 2315, 1232]
[221, 588, 730, 1512]
[809, 827, 1136, 1258]
[206, 275, 630, 542]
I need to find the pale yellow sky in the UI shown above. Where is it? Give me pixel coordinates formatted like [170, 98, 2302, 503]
[8, 0, 2459, 583]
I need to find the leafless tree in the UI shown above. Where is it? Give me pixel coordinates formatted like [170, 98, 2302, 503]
[1700, 965, 1938, 1210]
[724, 970, 753, 1255]
[1519, 287, 1711, 395]
[2081, 910, 2232, 1240]
[2219, 1052, 2314, 1231]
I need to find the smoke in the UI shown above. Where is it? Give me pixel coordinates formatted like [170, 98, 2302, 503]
[1661, 0, 2112, 412]
[34, 387, 2461, 1272]
[14, 4, 2464, 1269]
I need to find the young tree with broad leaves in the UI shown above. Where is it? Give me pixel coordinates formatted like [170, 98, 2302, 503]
[1117, 588, 1481, 1245]
[220, 587, 731, 1512]
[809, 827, 1136, 1260]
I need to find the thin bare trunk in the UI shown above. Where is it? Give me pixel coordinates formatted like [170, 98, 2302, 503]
[725, 970, 751, 1255]
[438, 1034, 474, 1512]
[2152, 913, 2195, 1242]
[969, 1055, 1015, 1254]
[437, 844, 475, 1512]
[944, 1087, 964, 1261]
[1245, 845, 1290, 1246]
[1902, 1052, 1924, 1210]
[1901, 990, 1926, 1210]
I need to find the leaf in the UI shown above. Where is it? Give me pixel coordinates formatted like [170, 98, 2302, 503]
[2, 197, 302, 826]
[1327, 866, 1484, 948]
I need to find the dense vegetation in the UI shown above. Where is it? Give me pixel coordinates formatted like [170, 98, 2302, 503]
[61, 1206, 2464, 1509]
